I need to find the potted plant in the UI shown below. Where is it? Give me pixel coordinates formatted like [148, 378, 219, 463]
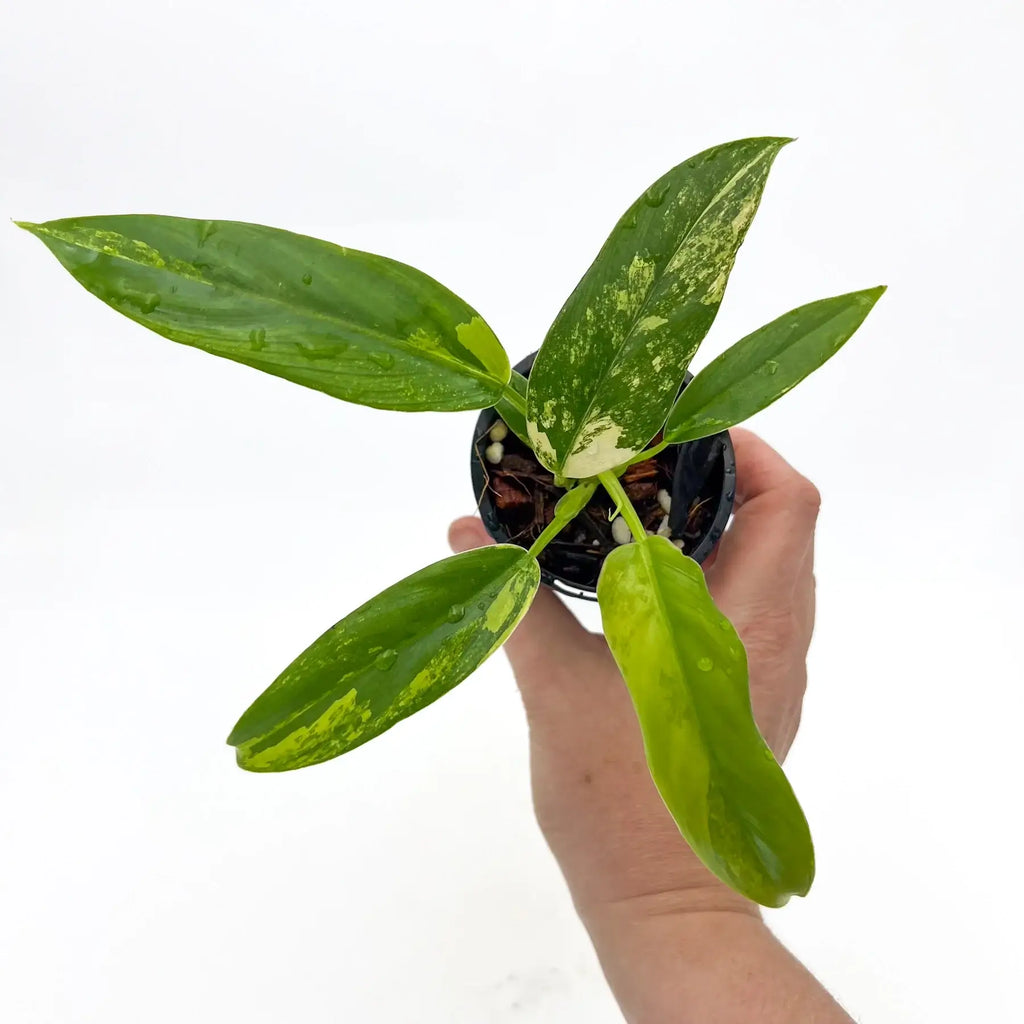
[18, 136, 883, 908]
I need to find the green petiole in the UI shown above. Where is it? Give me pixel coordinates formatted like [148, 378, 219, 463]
[526, 479, 598, 558]
[597, 471, 646, 542]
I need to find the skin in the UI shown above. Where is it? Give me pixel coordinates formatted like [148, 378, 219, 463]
[449, 428, 854, 1024]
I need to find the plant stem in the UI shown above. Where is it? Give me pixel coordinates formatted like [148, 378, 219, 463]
[526, 515, 569, 559]
[500, 382, 527, 416]
[526, 480, 598, 559]
[597, 471, 646, 542]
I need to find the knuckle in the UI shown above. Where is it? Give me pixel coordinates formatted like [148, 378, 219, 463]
[738, 609, 802, 661]
[792, 476, 822, 515]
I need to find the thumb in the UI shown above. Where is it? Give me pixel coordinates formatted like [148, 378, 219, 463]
[447, 516, 595, 680]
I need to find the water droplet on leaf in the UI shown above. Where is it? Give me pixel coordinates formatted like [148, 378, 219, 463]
[697, 656, 713, 671]
[446, 604, 466, 623]
[301, 272, 313, 286]
[249, 327, 267, 351]
[114, 287, 161, 314]
[198, 220, 217, 247]
[369, 351, 395, 369]
[296, 342, 345, 360]
[718, 620, 731, 631]
[644, 182, 670, 207]
[757, 359, 780, 376]
[374, 649, 398, 671]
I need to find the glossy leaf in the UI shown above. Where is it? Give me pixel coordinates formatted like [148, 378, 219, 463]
[597, 536, 814, 906]
[666, 287, 886, 443]
[19, 216, 509, 411]
[526, 137, 789, 478]
[491, 368, 530, 444]
[229, 546, 539, 771]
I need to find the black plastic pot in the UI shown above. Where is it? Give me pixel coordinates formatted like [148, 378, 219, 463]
[470, 352, 736, 601]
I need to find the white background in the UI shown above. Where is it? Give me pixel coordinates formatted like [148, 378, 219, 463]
[2, 1, 1022, 1020]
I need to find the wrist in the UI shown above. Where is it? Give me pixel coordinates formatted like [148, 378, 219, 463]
[581, 879, 760, 941]
[574, 854, 761, 933]
[583, 902, 770, 1024]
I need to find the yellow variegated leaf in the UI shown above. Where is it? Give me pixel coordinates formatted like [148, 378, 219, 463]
[527, 137, 789, 477]
[598, 536, 814, 906]
[228, 546, 539, 771]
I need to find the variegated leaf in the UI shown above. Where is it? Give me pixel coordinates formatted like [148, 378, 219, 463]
[19, 215, 509, 412]
[228, 545, 539, 771]
[598, 536, 814, 907]
[527, 137, 790, 478]
[666, 287, 886, 443]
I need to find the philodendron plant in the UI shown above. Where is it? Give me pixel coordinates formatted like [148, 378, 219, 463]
[20, 136, 883, 907]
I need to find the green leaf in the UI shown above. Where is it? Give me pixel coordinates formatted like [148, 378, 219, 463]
[553, 478, 599, 520]
[18, 216, 509, 412]
[597, 536, 814, 907]
[491, 369, 531, 444]
[665, 287, 886, 443]
[228, 545, 539, 771]
[526, 137, 790, 478]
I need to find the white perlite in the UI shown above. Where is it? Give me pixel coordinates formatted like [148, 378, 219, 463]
[656, 514, 672, 537]
[489, 420, 508, 442]
[657, 488, 672, 513]
[484, 441, 504, 465]
[611, 516, 633, 545]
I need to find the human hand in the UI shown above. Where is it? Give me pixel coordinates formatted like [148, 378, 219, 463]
[447, 428, 820, 924]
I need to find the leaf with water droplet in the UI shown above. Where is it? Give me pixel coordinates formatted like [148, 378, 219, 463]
[527, 137, 792, 477]
[228, 545, 540, 771]
[665, 286, 886, 444]
[249, 327, 267, 351]
[17, 215, 511, 413]
[597, 534, 813, 907]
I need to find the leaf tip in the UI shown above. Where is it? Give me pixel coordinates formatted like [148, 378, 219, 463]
[13, 219, 39, 233]
[225, 717, 248, 748]
[757, 136, 795, 152]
